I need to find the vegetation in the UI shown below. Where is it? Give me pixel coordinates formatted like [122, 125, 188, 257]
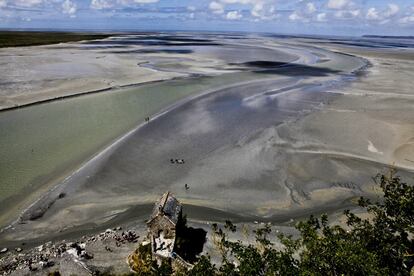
[128, 172, 414, 275]
[189, 172, 414, 276]
[128, 243, 173, 276]
[0, 31, 111, 48]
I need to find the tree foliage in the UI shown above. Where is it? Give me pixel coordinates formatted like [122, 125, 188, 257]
[126, 173, 414, 275]
[189, 173, 414, 276]
[127, 243, 173, 276]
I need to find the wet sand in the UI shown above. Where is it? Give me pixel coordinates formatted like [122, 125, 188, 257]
[1, 34, 414, 250]
[0, 34, 300, 230]
[0, 72, 287, 229]
[0, 36, 368, 246]
[0, 33, 296, 111]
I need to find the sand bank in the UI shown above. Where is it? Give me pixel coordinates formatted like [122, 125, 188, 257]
[1, 35, 413, 250]
[0, 34, 304, 230]
[0, 35, 369, 246]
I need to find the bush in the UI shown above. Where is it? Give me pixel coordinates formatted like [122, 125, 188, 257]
[189, 173, 414, 276]
[128, 243, 155, 275]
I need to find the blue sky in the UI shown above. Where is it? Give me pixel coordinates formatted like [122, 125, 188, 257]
[0, 0, 413, 36]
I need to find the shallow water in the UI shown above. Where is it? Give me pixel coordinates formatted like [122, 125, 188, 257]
[0, 35, 369, 246]
[0, 71, 280, 225]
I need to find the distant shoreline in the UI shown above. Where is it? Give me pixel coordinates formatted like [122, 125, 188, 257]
[0, 31, 113, 48]
[362, 35, 414, 39]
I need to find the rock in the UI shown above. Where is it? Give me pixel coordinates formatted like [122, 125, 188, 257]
[0, 247, 8, 253]
[44, 261, 55, 268]
[122, 230, 139, 243]
[15, 248, 22, 252]
[116, 226, 122, 231]
[80, 251, 93, 260]
[29, 263, 39, 271]
[66, 248, 78, 258]
[39, 261, 46, 268]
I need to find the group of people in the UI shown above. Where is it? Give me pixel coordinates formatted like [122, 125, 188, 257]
[170, 158, 185, 164]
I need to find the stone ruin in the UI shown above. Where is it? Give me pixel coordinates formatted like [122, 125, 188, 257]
[146, 191, 193, 269]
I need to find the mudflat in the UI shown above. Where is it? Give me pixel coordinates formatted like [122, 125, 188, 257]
[0, 33, 413, 250]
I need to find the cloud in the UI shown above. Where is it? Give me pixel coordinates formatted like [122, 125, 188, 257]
[289, 11, 305, 21]
[13, 0, 43, 7]
[366, 4, 400, 22]
[366, 7, 379, 20]
[62, 0, 77, 17]
[399, 14, 414, 24]
[90, 0, 160, 10]
[118, 0, 159, 3]
[220, 0, 258, 3]
[384, 4, 399, 18]
[0, 0, 412, 33]
[306, 3, 316, 14]
[327, 0, 350, 10]
[399, 6, 414, 24]
[251, 1, 263, 17]
[90, 0, 113, 10]
[316, 12, 327, 22]
[335, 9, 360, 19]
[288, 2, 318, 22]
[226, 10, 242, 20]
[208, 0, 276, 20]
[209, 1, 224, 14]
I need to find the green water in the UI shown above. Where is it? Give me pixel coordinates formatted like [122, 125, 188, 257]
[0, 72, 276, 222]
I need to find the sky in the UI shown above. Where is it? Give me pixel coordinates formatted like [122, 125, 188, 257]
[0, 0, 414, 36]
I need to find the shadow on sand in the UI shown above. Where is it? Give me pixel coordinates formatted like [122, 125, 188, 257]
[232, 60, 342, 77]
[105, 49, 194, 55]
[84, 39, 221, 47]
[174, 212, 207, 263]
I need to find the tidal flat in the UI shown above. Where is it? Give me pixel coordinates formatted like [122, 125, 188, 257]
[0, 33, 413, 251]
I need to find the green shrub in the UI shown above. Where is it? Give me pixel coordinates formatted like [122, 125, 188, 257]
[189, 173, 414, 276]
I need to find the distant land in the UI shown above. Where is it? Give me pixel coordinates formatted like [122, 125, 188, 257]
[0, 31, 112, 48]
[363, 35, 414, 39]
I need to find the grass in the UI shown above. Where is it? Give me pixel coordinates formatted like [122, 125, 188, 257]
[0, 31, 112, 48]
